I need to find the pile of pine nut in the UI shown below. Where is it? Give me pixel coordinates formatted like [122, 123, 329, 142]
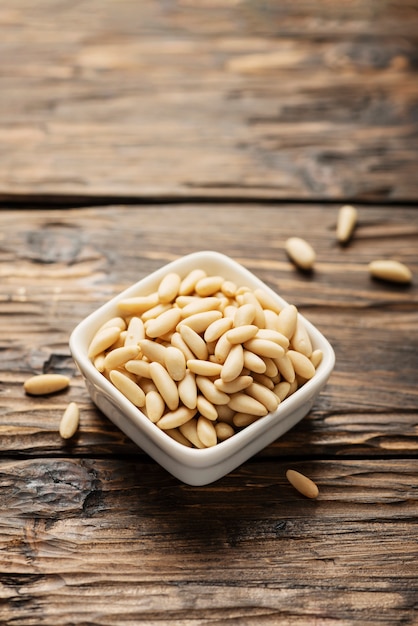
[88, 271, 323, 449]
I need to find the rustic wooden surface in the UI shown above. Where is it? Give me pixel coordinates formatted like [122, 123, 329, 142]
[1, 0, 418, 201]
[1, 1, 418, 624]
[1, 206, 418, 626]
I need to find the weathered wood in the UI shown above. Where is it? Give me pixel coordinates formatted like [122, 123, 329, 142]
[1, 205, 417, 463]
[1, 1, 417, 201]
[0, 458, 417, 625]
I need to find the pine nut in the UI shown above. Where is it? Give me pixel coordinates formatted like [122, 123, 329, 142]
[124, 317, 145, 347]
[369, 259, 412, 284]
[179, 324, 209, 360]
[254, 288, 282, 314]
[196, 395, 218, 420]
[88, 326, 121, 359]
[244, 338, 285, 359]
[287, 350, 316, 380]
[204, 316, 233, 343]
[179, 418, 205, 448]
[125, 359, 151, 378]
[144, 390, 166, 423]
[149, 362, 179, 411]
[233, 412, 261, 427]
[256, 328, 289, 349]
[274, 381, 291, 401]
[157, 406, 197, 430]
[225, 324, 258, 344]
[246, 382, 279, 412]
[180, 297, 221, 317]
[221, 280, 237, 298]
[177, 310, 223, 333]
[196, 376, 230, 405]
[286, 469, 319, 499]
[177, 370, 198, 409]
[215, 421, 235, 441]
[24, 374, 70, 396]
[117, 293, 159, 315]
[291, 318, 312, 357]
[195, 275, 224, 296]
[59, 401, 80, 439]
[158, 272, 181, 303]
[103, 345, 139, 371]
[213, 332, 233, 364]
[243, 349, 266, 373]
[165, 428, 193, 447]
[214, 375, 253, 394]
[170, 332, 196, 361]
[179, 269, 207, 295]
[186, 359, 223, 377]
[109, 370, 146, 407]
[221, 343, 244, 382]
[164, 346, 186, 381]
[277, 304, 298, 339]
[337, 205, 357, 243]
[197, 415, 217, 447]
[138, 339, 167, 365]
[285, 237, 316, 270]
[234, 303, 256, 326]
[274, 353, 295, 383]
[145, 307, 182, 339]
[310, 349, 323, 369]
[228, 393, 268, 417]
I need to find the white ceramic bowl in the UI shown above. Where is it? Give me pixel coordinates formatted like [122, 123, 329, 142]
[70, 251, 335, 485]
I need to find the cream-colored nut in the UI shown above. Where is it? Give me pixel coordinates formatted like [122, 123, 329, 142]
[186, 359, 223, 377]
[164, 346, 186, 381]
[144, 390, 166, 423]
[176, 370, 196, 409]
[170, 332, 195, 361]
[276, 304, 298, 339]
[213, 332, 233, 364]
[24, 374, 70, 396]
[369, 260, 412, 284]
[285, 237, 316, 270]
[196, 376, 230, 405]
[204, 316, 233, 343]
[221, 280, 237, 298]
[165, 428, 193, 447]
[215, 421, 235, 441]
[125, 359, 151, 378]
[141, 303, 172, 322]
[253, 288, 282, 314]
[117, 293, 160, 315]
[273, 381, 291, 401]
[243, 338, 285, 359]
[221, 343, 244, 382]
[149, 362, 179, 411]
[179, 418, 205, 448]
[138, 339, 167, 365]
[255, 328, 289, 349]
[109, 370, 146, 407]
[195, 275, 224, 297]
[286, 469, 319, 499]
[274, 353, 295, 383]
[252, 372, 275, 390]
[337, 205, 357, 243]
[158, 272, 181, 303]
[124, 317, 145, 346]
[98, 317, 127, 332]
[179, 324, 208, 360]
[157, 406, 197, 430]
[225, 324, 258, 344]
[242, 349, 266, 374]
[246, 382, 279, 413]
[228, 393, 268, 417]
[145, 307, 182, 339]
[177, 310, 223, 333]
[310, 349, 323, 369]
[261, 357, 278, 378]
[233, 412, 261, 427]
[196, 395, 218, 421]
[180, 297, 221, 317]
[291, 318, 312, 357]
[197, 415, 217, 447]
[214, 375, 253, 394]
[233, 303, 256, 327]
[287, 350, 316, 380]
[59, 401, 80, 439]
[88, 326, 121, 359]
[179, 269, 207, 296]
[241, 292, 265, 328]
[103, 346, 139, 371]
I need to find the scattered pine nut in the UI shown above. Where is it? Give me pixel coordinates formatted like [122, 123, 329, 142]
[369, 260, 412, 284]
[286, 469, 319, 499]
[285, 237, 316, 271]
[337, 205, 357, 244]
[59, 402, 80, 439]
[24, 374, 70, 396]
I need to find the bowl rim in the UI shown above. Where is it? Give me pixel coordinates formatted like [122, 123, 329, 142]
[70, 250, 335, 462]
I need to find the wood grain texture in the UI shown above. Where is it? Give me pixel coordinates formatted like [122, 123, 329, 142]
[1, 205, 418, 623]
[0, 457, 417, 625]
[1, 0, 418, 201]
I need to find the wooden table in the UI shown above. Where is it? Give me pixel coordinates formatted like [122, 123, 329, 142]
[1, 2, 417, 624]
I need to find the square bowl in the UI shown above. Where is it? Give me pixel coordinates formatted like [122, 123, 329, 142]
[70, 251, 335, 485]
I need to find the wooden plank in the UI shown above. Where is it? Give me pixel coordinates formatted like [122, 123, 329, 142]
[1, 1, 418, 201]
[0, 458, 417, 625]
[1, 205, 417, 461]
